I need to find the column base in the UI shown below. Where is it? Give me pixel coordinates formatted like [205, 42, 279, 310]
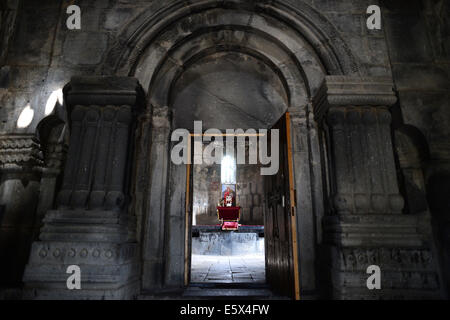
[22, 240, 139, 300]
[22, 208, 140, 300]
[320, 214, 444, 299]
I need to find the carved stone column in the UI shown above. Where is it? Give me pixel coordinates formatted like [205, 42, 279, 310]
[0, 135, 43, 285]
[34, 125, 68, 239]
[314, 76, 442, 299]
[288, 109, 318, 296]
[23, 77, 145, 299]
[141, 106, 172, 291]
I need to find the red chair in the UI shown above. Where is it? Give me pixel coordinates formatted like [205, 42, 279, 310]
[216, 206, 240, 231]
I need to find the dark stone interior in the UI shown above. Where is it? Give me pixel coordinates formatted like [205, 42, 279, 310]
[0, 0, 448, 300]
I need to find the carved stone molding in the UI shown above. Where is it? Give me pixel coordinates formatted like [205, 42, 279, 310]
[313, 76, 398, 121]
[337, 247, 434, 271]
[64, 76, 146, 108]
[23, 241, 139, 299]
[0, 134, 43, 170]
[152, 106, 171, 129]
[25, 241, 138, 266]
[322, 245, 441, 299]
[322, 214, 428, 247]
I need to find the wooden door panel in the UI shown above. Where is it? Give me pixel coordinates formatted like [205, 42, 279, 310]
[264, 112, 300, 299]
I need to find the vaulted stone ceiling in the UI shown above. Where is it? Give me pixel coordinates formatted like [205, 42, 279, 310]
[171, 52, 288, 130]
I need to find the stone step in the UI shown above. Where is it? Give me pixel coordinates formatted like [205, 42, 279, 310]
[138, 283, 289, 300]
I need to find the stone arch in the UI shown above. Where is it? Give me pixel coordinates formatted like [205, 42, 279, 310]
[98, 0, 359, 295]
[102, 0, 360, 104]
[147, 28, 307, 110]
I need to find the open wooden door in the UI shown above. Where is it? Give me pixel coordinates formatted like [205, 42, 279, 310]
[264, 112, 300, 299]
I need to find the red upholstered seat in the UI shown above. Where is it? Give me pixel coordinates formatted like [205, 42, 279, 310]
[222, 221, 239, 231]
[217, 206, 240, 231]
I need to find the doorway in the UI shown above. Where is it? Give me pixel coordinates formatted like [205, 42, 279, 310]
[189, 148, 266, 285]
[184, 113, 299, 299]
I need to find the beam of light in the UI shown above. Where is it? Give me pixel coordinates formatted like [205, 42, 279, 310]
[17, 104, 35, 129]
[45, 88, 63, 115]
[221, 155, 236, 184]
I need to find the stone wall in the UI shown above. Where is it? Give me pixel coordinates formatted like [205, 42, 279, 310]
[382, 0, 450, 297]
[0, 0, 19, 67]
[0, 0, 391, 137]
[192, 163, 220, 225]
[236, 164, 265, 225]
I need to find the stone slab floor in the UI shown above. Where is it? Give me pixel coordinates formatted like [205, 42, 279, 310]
[191, 254, 265, 283]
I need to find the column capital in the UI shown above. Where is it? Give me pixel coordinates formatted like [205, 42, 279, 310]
[152, 106, 172, 129]
[64, 76, 146, 110]
[313, 76, 397, 121]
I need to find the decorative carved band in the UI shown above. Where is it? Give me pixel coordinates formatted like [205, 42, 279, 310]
[313, 76, 397, 121]
[0, 134, 43, 169]
[64, 76, 146, 108]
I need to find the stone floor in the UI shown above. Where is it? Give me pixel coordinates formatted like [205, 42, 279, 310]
[191, 254, 265, 283]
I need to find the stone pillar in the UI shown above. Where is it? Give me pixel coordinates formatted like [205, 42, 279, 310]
[34, 135, 67, 239]
[314, 76, 442, 299]
[23, 77, 145, 299]
[164, 156, 187, 289]
[141, 107, 172, 291]
[0, 135, 43, 286]
[289, 109, 318, 296]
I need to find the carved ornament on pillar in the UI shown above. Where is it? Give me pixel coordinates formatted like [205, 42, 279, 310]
[56, 77, 145, 212]
[313, 76, 404, 215]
